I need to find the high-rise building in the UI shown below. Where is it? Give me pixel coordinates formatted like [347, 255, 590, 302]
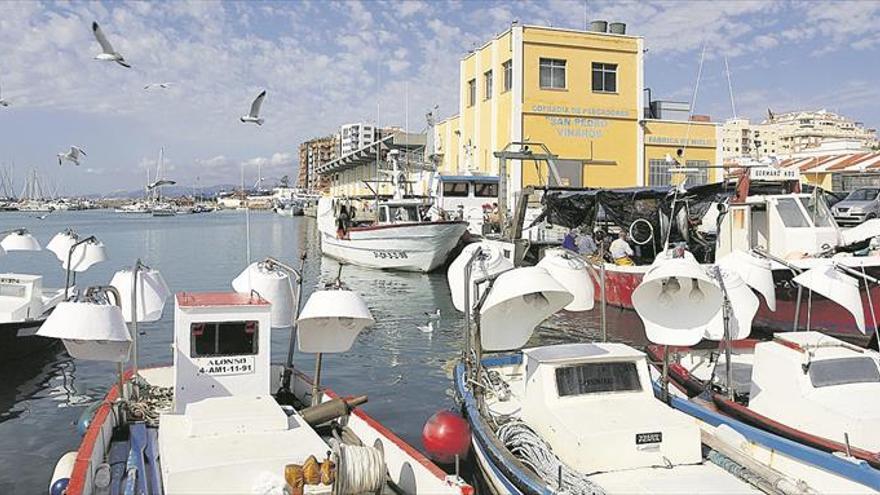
[339, 123, 377, 156]
[296, 134, 338, 192]
[722, 110, 878, 160]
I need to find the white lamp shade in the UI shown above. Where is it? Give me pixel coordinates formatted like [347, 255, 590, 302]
[37, 301, 131, 362]
[480, 267, 573, 351]
[0, 244, 5, 257]
[632, 257, 722, 346]
[1, 231, 41, 251]
[232, 262, 294, 328]
[109, 268, 171, 323]
[447, 242, 514, 312]
[63, 241, 108, 272]
[718, 251, 776, 312]
[47, 231, 77, 262]
[794, 265, 865, 334]
[297, 290, 374, 353]
[537, 248, 594, 311]
[704, 268, 758, 341]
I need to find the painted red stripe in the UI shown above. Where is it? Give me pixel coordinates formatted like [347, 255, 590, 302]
[67, 370, 131, 495]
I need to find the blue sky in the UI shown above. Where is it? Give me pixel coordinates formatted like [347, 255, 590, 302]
[0, 0, 878, 195]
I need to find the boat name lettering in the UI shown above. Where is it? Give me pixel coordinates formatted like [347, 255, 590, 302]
[635, 432, 662, 445]
[373, 250, 408, 259]
[198, 356, 255, 376]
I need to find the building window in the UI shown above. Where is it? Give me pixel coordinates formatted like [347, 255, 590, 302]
[648, 159, 672, 186]
[539, 58, 566, 89]
[484, 70, 493, 99]
[686, 160, 709, 185]
[502, 59, 512, 92]
[592, 63, 617, 92]
[467, 79, 476, 107]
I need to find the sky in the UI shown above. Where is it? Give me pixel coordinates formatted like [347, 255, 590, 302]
[0, 0, 878, 196]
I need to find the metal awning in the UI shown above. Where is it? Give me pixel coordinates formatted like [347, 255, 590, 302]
[317, 132, 429, 176]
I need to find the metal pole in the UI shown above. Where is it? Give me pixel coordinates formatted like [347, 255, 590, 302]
[600, 262, 607, 342]
[129, 260, 142, 399]
[661, 344, 670, 403]
[311, 353, 323, 406]
[713, 266, 735, 401]
[64, 236, 95, 300]
[793, 284, 803, 332]
[462, 248, 482, 377]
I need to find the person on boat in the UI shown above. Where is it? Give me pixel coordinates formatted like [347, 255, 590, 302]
[594, 229, 610, 260]
[610, 230, 635, 265]
[575, 229, 597, 257]
[562, 229, 578, 251]
[453, 205, 464, 221]
[337, 205, 350, 238]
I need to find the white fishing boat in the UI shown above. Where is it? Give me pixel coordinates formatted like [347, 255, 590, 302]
[318, 197, 466, 272]
[43, 257, 471, 495]
[447, 246, 769, 494]
[151, 203, 176, 217]
[1, 228, 106, 361]
[114, 202, 152, 214]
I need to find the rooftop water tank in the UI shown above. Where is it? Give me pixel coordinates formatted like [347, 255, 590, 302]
[609, 22, 627, 34]
[590, 20, 608, 33]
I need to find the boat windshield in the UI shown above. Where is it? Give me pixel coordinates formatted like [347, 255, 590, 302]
[191, 321, 259, 357]
[391, 205, 420, 223]
[775, 197, 811, 228]
[555, 361, 642, 397]
[805, 195, 836, 228]
[809, 357, 880, 388]
[0, 283, 26, 298]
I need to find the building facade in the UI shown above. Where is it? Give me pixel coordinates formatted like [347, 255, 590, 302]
[339, 123, 377, 156]
[296, 135, 338, 192]
[722, 110, 878, 160]
[433, 23, 720, 203]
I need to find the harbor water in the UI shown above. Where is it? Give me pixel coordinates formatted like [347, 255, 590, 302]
[0, 210, 642, 494]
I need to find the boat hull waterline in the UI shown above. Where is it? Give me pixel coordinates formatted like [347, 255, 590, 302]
[320, 222, 467, 272]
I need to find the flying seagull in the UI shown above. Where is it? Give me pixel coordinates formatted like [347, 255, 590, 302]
[240, 90, 266, 125]
[0, 80, 8, 107]
[144, 82, 172, 90]
[58, 146, 87, 166]
[92, 21, 131, 68]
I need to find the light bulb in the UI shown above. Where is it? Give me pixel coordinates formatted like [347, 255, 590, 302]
[666, 277, 681, 294]
[522, 292, 549, 309]
[688, 278, 704, 303]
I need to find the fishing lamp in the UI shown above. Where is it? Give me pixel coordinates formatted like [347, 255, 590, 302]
[47, 229, 78, 262]
[110, 265, 170, 323]
[703, 267, 759, 341]
[64, 237, 107, 272]
[632, 256, 721, 346]
[297, 289, 374, 353]
[794, 265, 865, 334]
[447, 241, 513, 312]
[536, 248, 594, 311]
[37, 299, 131, 362]
[718, 250, 776, 311]
[479, 266, 573, 351]
[0, 228, 42, 251]
[232, 260, 295, 328]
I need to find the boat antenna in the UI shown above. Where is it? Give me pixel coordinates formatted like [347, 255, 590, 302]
[680, 39, 708, 168]
[724, 56, 737, 119]
[375, 55, 381, 218]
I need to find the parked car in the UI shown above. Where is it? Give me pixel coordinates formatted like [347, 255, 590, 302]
[831, 187, 880, 225]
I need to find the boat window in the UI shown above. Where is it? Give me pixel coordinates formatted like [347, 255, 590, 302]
[474, 183, 499, 198]
[378, 206, 389, 223]
[191, 321, 258, 357]
[443, 182, 470, 197]
[392, 206, 419, 222]
[809, 357, 880, 388]
[555, 361, 642, 397]
[0, 283, 26, 298]
[775, 198, 810, 228]
[805, 195, 835, 228]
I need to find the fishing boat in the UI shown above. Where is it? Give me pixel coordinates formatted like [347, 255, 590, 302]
[628, 252, 880, 492]
[114, 201, 152, 214]
[43, 257, 471, 495]
[318, 197, 467, 273]
[445, 244, 787, 494]
[150, 203, 176, 217]
[540, 166, 880, 344]
[0, 229, 100, 360]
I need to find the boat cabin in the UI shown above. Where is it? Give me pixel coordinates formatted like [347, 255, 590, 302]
[163, 292, 333, 493]
[0, 273, 62, 324]
[519, 343, 702, 473]
[748, 332, 880, 451]
[377, 200, 426, 224]
[436, 175, 499, 233]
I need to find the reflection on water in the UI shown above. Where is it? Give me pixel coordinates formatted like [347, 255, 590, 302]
[0, 210, 649, 493]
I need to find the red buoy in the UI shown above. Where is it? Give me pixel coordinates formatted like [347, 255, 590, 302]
[422, 410, 471, 464]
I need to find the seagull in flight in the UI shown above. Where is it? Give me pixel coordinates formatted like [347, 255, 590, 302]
[92, 21, 131, 68]
[144, 82, 172, 90]
[58, 146, 87, 166]
[0, 79, 8, 107]
[240, 90, 266, 125]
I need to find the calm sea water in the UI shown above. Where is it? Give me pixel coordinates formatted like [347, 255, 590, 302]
[0, 210, 642, 494]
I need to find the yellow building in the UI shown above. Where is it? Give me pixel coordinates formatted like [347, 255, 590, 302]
[434, 24, 721, 197]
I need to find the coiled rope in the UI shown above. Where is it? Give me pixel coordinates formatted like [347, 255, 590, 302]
[496, 421, 606, 495]
[329, 438, 385, 495]
[126, 378, 172, 427]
